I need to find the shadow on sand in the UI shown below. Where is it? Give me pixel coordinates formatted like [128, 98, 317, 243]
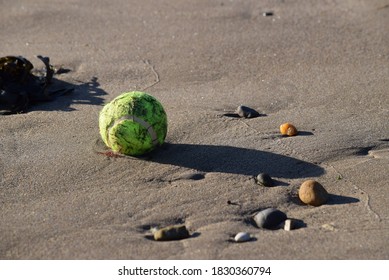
[327, 194, 360, 205]
[151, 143, 325, 179]
[18, 76, 107, 113]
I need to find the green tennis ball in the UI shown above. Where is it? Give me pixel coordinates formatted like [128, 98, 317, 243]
[99, 91, 168, 156]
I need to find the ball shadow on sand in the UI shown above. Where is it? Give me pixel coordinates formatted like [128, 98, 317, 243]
[151, 143, 324, 179]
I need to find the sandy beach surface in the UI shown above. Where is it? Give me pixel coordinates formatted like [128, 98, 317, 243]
[1, 0, 388, 259]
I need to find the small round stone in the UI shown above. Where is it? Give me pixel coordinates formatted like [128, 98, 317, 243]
[236, 105, 260, 118]
[280, 123, 298, 136]
[153, 225, 190, 241]
[299, 180, 329, 206]
[256, 173, 274, 187]
[253, 208, 287, 229]
[234, 232, 251, 242]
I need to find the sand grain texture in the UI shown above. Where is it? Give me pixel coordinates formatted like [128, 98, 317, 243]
[1, 0, 388, 259]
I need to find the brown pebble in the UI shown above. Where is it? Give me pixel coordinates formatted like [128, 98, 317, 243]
[153, 225, 190, 241]
[280, 123, 298, 136]
[298, 180, 328, 206]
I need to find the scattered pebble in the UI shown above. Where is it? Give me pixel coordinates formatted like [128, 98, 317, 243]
[256, 173, 274, 187]
[236, 105, 260, 118]
[284, 219, 297, 231]
[321, 223, 336, 231]
[263, 11, 274, 17]
[280, 122, 298, 136]
[153, 225, 190, 241]
[253, 208, 287, 229]
[234, 232, 251, 242]
[299, 180, 329, 206]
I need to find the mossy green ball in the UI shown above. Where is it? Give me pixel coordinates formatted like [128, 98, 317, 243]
[99, 91, 167, 156]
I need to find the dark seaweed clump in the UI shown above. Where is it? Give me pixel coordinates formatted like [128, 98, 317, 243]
[0, 55, 73, 114]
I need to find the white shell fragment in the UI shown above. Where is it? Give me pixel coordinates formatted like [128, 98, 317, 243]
[234, 232, 251, 242]
[284, 219, 296, 231]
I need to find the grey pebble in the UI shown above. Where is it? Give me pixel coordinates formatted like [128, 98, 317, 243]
[236, 105, 260, 118]
[234, 232, 251, 242]
[253, 208, 287, 229]
[256, 173, 274, 187]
